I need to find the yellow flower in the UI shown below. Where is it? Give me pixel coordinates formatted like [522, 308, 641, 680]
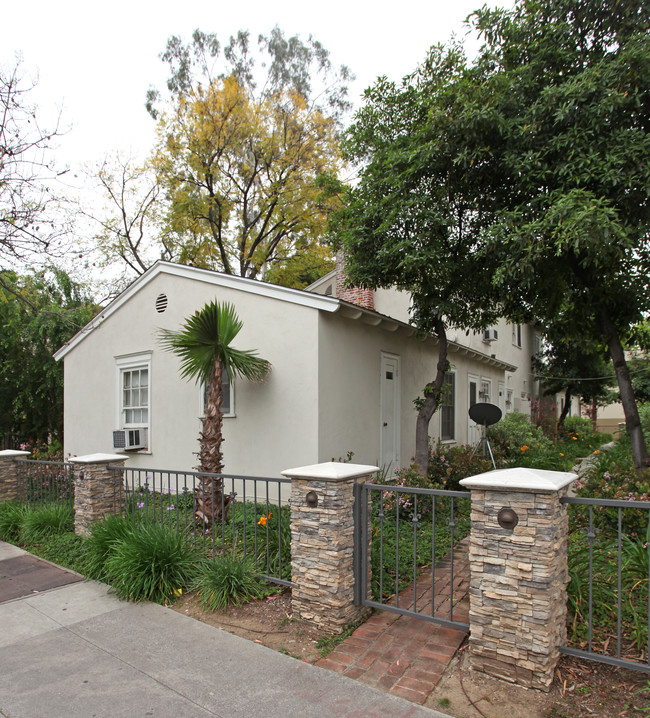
[173, 588, 182, 597]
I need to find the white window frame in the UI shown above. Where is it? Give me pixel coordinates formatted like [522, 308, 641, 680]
[479, 378, 492, 403]
[200, 369, 235, 419]
[440, 371, 456, 442]
[115, 352, 151, 450]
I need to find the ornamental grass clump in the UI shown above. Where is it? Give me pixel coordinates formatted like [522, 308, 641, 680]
[19, 503, 74, 543]
[104, 523, 197, 604]
[194, 553, 265, 611]
[0, 501, 26, 542]
[85, 514, 138, 580]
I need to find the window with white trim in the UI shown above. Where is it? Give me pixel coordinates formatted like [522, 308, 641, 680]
[201, 369, 234, 418]
[512, 324, 523, 348]
[115, 352, 151, 433]
[440, 372, 455, 441]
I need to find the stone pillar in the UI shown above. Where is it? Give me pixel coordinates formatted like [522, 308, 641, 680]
[0, 450, 31, 502]
[282, 461, 377, 634]
[459, 467, 576, 691]
[69, 453, 127, 536]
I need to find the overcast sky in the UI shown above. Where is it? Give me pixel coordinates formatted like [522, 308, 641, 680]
[1, 0, 505, 177]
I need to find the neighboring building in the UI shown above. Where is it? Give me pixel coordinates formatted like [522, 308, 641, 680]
[54, 261, 537, 477]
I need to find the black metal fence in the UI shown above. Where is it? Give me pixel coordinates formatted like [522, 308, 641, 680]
[15, 459, 74, 506]
[110, 465, 293, 588]
[562, 495, 650, 673]
[354, 481, 471, 631]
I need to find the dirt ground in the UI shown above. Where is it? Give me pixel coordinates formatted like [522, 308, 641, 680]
[171, 591, 650, 718]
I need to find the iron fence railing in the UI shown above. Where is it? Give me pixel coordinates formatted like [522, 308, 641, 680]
[562, 495, 650, 673]
[15, 459, 75, 506]
[355, 482, 471, 631]
[110, 466, 293, 588]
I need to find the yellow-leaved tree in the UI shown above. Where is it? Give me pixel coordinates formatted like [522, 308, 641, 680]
[144, 28, 351, 284]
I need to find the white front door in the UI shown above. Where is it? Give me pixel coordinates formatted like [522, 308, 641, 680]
[380, 353, 400, 471]
[468, 374, 480, 445]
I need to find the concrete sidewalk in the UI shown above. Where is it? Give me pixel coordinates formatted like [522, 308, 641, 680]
[0, 542, 452, 718]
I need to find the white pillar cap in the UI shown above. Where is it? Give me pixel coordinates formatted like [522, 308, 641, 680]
[460, 467, 577, 493]
[282, 461, 379, 482]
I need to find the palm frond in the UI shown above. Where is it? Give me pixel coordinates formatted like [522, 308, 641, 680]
[158, 301, 270, 384]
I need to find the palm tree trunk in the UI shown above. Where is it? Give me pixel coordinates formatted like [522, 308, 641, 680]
[195, 358, 231, 525]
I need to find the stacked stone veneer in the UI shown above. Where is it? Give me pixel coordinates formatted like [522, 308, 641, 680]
[460, 468, 576, 691]
[0, 450, 30, 502]
[283, 462, 376, 634]
[70, 454, 127, 536]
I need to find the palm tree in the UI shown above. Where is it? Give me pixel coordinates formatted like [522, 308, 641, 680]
[159, 301, 271, 525]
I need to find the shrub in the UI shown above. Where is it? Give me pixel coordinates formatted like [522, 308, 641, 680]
[428, 441, 497, 491]
[639, 403, 650, 445]
[30, 533, 88, 573]
[0, 501, 26, 542]
[194, 553, 265, 611]
[19, 504, 74, 543]
[85, 514, 137, 580]
[104, 523, 197, 603]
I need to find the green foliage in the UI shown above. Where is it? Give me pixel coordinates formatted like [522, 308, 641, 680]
[85, 514, 138, 580]
[19, 503, 74, 543]
[193, 554, 265, 611]
[0, 501, 26, 542]
[315, 618, 363, 658]
[104, 523, 197, 604]
[159, 301, 270, 475]
[159, 301, 271, 385]
[427, 441, 497, 491]
[640, 403, 650, 444]
[28, 533, 88, 573]
[0, 269, 97, 442]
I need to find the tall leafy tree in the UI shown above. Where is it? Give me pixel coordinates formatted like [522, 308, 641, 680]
[159, 301, 270, 523]
[533, 331, 613, 427]
[0, 59, 69, 275]
[337, 46, 502, 475]
[145, 28, 351, 281]
[461, 0, 650, 470]
[0, 270, 98, 443]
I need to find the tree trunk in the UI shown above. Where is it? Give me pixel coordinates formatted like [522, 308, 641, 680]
[599, 309, 650, 472]
[195, 358, 231, 525]
[414, 318, 449, 476]
[557, 388, 572, 428]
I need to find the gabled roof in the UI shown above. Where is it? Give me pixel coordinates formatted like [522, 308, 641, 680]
[54, 261, 516, 372]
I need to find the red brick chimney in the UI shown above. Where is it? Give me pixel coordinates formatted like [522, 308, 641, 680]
[335, 251, 374, 310]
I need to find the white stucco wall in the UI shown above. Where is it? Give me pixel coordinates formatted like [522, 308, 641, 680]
[62, 270, 320, 477]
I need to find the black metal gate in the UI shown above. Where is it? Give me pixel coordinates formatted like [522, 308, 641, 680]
[353, 481, 471, 631]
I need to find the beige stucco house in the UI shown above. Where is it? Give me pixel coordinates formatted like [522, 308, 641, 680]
[54, 261, 538, 477]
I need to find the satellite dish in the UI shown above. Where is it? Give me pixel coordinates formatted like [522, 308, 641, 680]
[469, 403, 502, 427]
[468, 402, 502, 469]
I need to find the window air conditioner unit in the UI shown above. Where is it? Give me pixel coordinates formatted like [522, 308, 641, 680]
[483, 328, 499, 342]
[113, 428, 147, 451]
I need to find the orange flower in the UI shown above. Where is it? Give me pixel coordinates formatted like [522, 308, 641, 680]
[257, 511, 272, 526]
[594, 450, 600, 454]
[521, 445, 530, 451]
[572, 436, 578, 441]
[560, 453, 564, 457]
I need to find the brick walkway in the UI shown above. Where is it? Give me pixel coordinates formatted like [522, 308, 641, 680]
[316, 541, 470, 705]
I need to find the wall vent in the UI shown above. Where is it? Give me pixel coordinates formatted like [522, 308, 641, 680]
[155, 293, 168, 313]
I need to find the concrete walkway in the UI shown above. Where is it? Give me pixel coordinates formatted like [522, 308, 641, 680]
[0, 542, 451, 718]
[316, 541, 470, 705]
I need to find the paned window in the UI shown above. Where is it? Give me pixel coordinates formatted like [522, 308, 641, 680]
[115, 353, 151, 430]
[122, 368, 149, 425]
[201, 369, 234, 417]
[441, 372, 455, 441]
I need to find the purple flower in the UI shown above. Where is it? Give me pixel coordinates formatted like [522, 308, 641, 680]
[137, 502, 144, 509]
[166, 505, 175, 511]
